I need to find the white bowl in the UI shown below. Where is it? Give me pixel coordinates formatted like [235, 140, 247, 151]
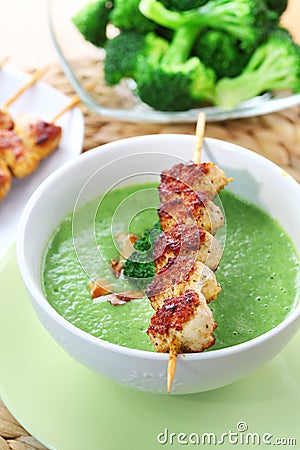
[17, 134, 300, 394]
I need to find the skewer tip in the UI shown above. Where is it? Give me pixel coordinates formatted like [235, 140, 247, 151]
[167, 338, 178, 393]
[167, 352, 177, 394]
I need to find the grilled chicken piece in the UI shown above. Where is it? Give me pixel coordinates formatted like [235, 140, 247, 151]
[147, 290, 216, 353]
[0, 129, 39, 178]
[153, 223, 222, 272]
[159, 162, 228, 203]
[0, 160, 12, 200]
[0, 110, 14, 130]
[158, 192, 224, 235]
[146, 256, 221, 311]
[14, 115, 62, 159]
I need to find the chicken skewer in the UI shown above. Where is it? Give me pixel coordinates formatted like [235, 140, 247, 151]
[10, 87, 94, 162]
[0, 88, 90, 201]
[6, 82, 96, 161]
[146, 113, 227, 392]
[1, 81, 95, 163]
[0, 66, 49, 200]
[157, 113, 211, 391]
[0, 82, 97, 201]
[0, 123, 61, 201]
[0, 66, 62, 186]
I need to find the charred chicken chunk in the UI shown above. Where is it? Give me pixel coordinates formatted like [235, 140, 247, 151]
[146, 256, 221, 311]
[158, 192, 224, 235]
[0, 129, 39, 178]
[153, 223, 222, 272]
[147, 290, 217, 353]
[159, 162, 228, 203]
[14, 115, 62, 159]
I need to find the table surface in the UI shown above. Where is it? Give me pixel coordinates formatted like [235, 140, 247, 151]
[0, 0, 299, 69]
[0, 2, 300, 450]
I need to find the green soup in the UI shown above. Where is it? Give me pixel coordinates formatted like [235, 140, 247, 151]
[42, 183, 300, 352]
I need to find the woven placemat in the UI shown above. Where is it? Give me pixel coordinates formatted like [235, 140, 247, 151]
[0, 400, 47, 450]
[1, 59, 300, 450]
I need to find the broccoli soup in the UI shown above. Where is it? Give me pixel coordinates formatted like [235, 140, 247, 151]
[42, 183, 300, 352]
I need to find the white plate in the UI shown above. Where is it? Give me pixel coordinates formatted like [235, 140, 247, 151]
[0, 66, 84, 258]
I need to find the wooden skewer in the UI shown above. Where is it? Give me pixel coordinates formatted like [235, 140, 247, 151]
[50, 93, 82, 123]
[167, 337, 178, 394]
[166, 113, 207, 393]
[193, 112, 206, 165]
[167, 112, 207, 393]
[2, 66, 48, 109]
[50, 82, 97, 123]
[194, 113, 233, 186]
[0, 56, 10, 69]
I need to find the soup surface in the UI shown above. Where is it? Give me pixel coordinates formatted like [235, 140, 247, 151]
[42, 183, 300, 352]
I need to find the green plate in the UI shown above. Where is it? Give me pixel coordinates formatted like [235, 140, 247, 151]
[0, 246, 299, 450]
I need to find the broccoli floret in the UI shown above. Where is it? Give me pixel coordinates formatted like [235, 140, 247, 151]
[72, 0, 113, 47]
[110, 0, 156, 33]
[265, 0, 288, 16]
[215, 28, 300, 109]
[123, 222, 162, 289]
[160, 0, 208, 11]
[136, 25, 216, 111]
[139, 0, 278, 47]
[104, 32, 171, 86]
[194, 29, 256, 79]
[123, 251, 156, 289]
[104, 32, 148, 85]
[133, 221, 162, 251]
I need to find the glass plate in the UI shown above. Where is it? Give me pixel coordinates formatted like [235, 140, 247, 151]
[48, 0, 300, 124]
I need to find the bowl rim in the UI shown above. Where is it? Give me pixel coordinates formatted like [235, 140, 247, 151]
[17, 134, 300, 361]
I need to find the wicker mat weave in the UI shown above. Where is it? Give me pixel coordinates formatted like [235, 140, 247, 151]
[1, 59, 300, 450]
[0, 400, 47, 450]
